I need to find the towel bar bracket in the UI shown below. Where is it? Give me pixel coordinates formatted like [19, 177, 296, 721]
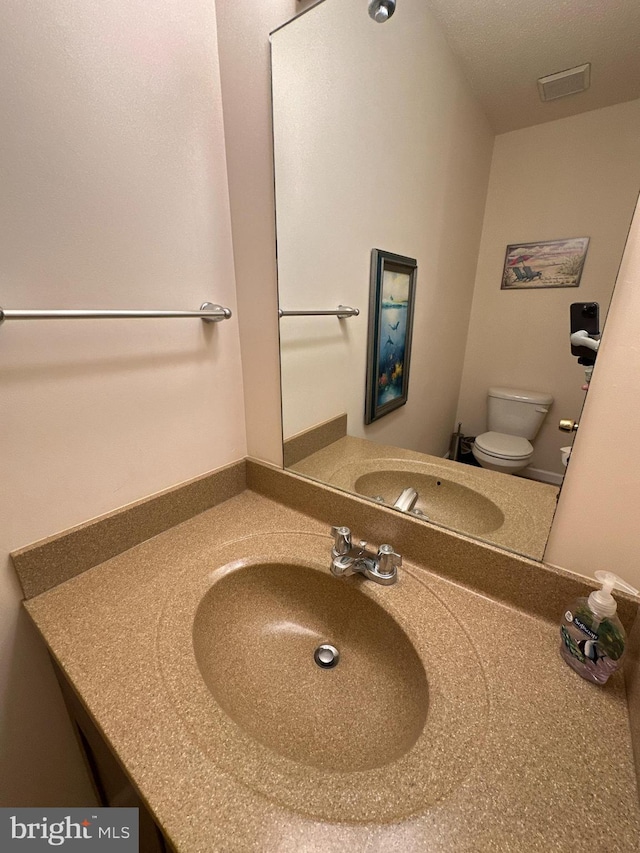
[200, 302, 232, 322]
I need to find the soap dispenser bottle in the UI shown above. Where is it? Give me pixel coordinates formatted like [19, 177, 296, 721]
[559, 571, 639, 684]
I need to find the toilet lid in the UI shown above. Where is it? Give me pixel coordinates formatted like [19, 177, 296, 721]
[474, 431, 533, 460]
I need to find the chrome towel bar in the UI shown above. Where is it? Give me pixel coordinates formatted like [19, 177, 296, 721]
[0, 302, 231, 325]
[278, 305, 359, 318]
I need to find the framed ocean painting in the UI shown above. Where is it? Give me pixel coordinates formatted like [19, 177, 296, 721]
[365, 249, 417, 424]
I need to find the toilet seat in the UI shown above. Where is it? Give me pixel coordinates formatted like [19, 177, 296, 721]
[473, 431, 532, 461]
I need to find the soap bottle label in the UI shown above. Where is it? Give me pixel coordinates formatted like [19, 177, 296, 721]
[560, 604, 625, 684]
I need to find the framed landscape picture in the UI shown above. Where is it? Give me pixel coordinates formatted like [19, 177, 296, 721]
[501, 237, 590, 290]
[365, 249, 417, 424]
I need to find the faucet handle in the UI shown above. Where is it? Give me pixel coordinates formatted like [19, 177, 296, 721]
[377, 543, 402, 577]
[331, 525, 352, 555]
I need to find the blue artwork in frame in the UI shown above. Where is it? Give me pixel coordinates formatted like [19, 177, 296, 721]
[365, 249, 417, 424]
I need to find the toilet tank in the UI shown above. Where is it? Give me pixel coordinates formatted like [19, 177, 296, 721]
[487, 387, 553, 439]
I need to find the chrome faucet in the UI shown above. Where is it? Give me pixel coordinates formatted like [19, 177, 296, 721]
[330, 526, 401, 585]
[393, 487, 418, 513]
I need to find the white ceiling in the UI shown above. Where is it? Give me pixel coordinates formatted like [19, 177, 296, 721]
[425, 0, 640, 133]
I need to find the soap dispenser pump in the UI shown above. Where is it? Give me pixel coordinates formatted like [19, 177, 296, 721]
[560, 571, 639, 684]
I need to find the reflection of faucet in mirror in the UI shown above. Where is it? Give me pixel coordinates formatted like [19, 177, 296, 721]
[271, 0, 640, 561]
[393, 487, 418, 513]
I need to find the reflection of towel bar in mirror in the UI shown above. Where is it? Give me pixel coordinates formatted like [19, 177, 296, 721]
[279, 305, 359, 319]
[0, 302, 232, 325]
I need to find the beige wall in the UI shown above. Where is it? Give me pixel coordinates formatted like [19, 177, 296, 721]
[274, 0, 494, 456]
[546, 196, 640, 590]
[0, 0, 246, 805]
[457, 100, 640, 478]
[214, 0, 298, 467]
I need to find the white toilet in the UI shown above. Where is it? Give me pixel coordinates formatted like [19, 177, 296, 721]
[472, 387, 553, 475]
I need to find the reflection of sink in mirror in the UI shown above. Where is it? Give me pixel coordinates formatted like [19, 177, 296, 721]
[353, 469, 504, 534]
[290, 433, 559, 559]
[159, 533, 489, 823]
[272, 0, 640, 561]
[193, 561, 428, 771]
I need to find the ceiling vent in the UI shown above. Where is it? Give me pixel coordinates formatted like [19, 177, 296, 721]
[537, 63, 591, 102]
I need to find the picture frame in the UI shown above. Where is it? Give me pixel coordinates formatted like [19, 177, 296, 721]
[365, 249, 417, 424]
[501, 237, 590, 290]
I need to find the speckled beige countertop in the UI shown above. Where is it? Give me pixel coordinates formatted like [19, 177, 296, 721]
[290, 435, 559, 559]
[24, 489, 640, 852]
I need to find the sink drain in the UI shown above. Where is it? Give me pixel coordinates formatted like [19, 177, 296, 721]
[314, 644, 340, 669]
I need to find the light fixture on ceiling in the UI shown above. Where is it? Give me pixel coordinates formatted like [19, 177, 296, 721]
[537, 63, 591, 102]
[368, 0, 396, 23]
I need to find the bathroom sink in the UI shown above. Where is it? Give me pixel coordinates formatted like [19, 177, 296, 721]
[193, 562, 428, 771]
[296, 443, 558, 559]
[158, 532, 488, 822]
[354, 468, 504, 533]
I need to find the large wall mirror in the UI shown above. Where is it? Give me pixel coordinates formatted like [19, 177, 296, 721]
[271, 0, 640, 560]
